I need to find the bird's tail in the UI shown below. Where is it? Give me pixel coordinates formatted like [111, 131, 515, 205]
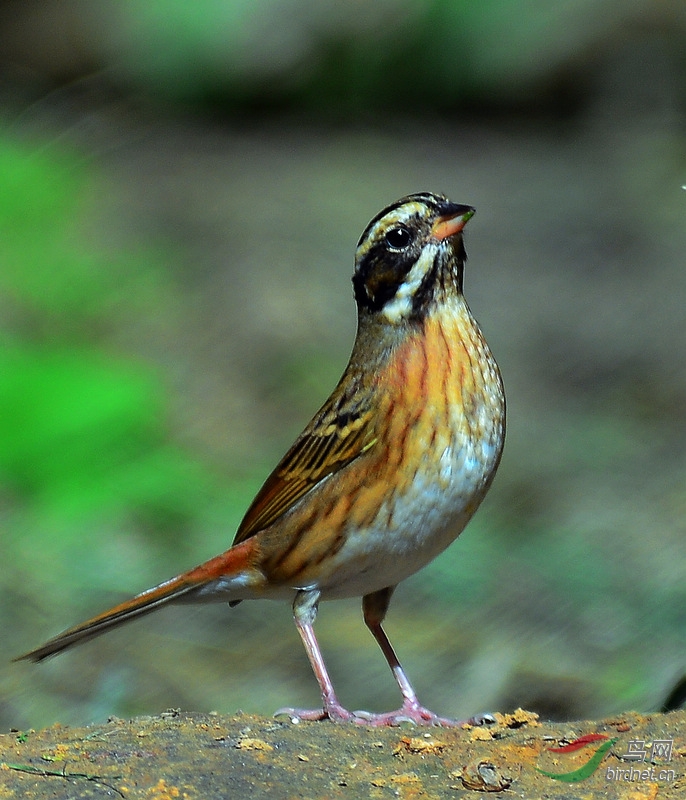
[15, 539, 257, 663]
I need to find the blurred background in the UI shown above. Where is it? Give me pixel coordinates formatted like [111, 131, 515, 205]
[1, 0, 685, 732]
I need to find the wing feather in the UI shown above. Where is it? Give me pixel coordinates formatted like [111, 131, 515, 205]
[233, 384, 376, 544]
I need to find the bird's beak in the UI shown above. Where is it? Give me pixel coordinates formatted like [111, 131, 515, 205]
[431, 206, 475, 241]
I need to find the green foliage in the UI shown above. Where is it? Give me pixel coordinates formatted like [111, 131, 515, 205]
[103, 0, 625, 110]
[0, 140, 171, 328]
[0, 342, 183, 517]
[0, 136, 244, 595]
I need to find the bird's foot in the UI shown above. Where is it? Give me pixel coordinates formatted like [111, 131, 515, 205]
[276, 699, 495, 728]
[275, 701, 361, 724]
[467, 711, 497, 726]
[351, 700, 461, 727]
[352, 703, 497, 727]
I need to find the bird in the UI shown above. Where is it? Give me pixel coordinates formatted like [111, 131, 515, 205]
[16, 192, 506, 727]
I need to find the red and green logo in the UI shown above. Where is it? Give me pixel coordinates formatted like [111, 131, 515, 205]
[537, 734, 618, 782]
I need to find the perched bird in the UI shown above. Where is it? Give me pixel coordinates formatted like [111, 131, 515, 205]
[16, 192, 505, 727]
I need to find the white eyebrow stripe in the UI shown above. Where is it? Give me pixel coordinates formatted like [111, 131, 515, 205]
[362, 202, 426, 249]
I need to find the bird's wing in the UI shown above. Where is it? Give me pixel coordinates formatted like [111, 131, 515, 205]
[233, 382, 377, 544]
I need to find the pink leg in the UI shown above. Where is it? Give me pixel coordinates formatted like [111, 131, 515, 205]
[275, 589, 359, 723]
[362, 588, 493, 727]
[276, 588, 490, 727]
[359, 588, 462, 726]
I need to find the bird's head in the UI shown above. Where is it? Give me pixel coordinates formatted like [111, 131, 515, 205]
[352, 192, 475, 324]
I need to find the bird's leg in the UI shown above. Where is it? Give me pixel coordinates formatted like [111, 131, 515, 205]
[275, 589, 358, 723]
[276, 587, 491, 727]
[360, 587, 471, 727]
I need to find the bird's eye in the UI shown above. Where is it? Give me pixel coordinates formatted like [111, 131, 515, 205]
[384, 225, 412, 250]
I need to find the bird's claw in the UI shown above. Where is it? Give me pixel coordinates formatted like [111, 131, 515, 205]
[467, 711, 497, 726]
[275, 700, 481, 728]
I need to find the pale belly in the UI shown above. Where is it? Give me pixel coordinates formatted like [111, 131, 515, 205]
[313, 435, 503, 599]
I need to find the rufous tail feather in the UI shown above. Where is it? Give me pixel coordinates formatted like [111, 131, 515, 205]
[15, 540, 256, 662]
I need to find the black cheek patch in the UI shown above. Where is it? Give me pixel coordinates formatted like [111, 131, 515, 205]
[410, 259, 439, 316]
[352, 243, 416, 312]
[410, 241, 466, 317]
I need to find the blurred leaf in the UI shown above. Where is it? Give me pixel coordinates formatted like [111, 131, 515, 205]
[0, 137, 233, 601]
[0, 341, 160, 512]
[0, 135, 173, 330]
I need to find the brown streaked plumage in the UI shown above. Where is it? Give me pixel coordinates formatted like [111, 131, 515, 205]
[16, 193, 505, 727]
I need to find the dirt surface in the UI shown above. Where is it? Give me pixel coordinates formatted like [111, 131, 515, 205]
[2, 709, 685, 799]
